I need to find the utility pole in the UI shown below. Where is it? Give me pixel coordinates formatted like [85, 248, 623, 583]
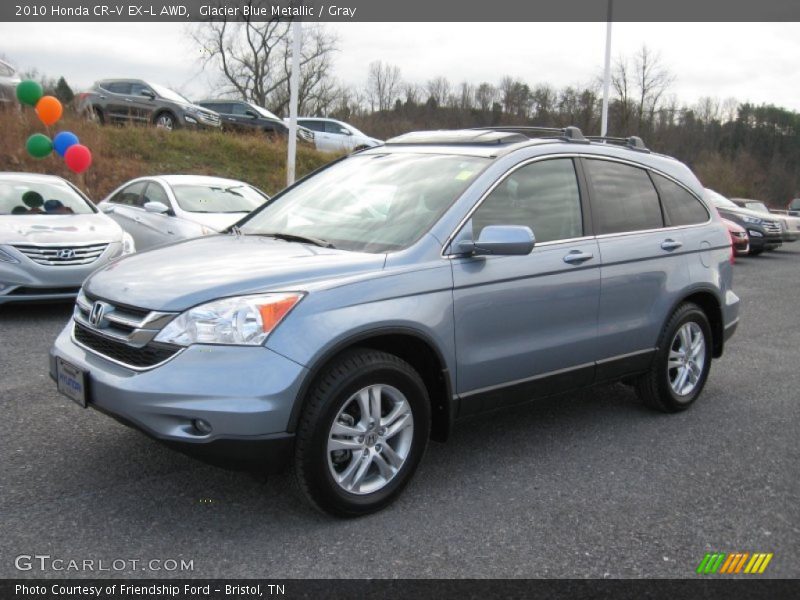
[600, 0, 613, 137]
[287, 20, 302, 186]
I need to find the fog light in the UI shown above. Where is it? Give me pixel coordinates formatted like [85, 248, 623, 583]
[193, 419, 212, 435]
[185, 115, 198, 124]
[749, 230, 763, 237]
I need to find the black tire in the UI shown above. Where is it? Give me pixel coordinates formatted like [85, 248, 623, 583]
[634, 302, 713, 413]
[749, 247, 763, 256]
[153, 111, 178, 130]
[294, 348, 430, 517]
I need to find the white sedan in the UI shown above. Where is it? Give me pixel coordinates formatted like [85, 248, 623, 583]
[98, 175, 269, 251]
[287, 117, 382, 153]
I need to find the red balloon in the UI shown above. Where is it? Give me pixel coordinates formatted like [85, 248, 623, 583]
[64, 144, 92, 173]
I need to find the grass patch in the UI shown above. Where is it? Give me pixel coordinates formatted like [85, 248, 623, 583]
[0, 109, 339, 201]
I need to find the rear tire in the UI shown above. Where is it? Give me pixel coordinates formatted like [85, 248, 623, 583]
[294, 348, 430, 517]
[635, 303, 712, 413]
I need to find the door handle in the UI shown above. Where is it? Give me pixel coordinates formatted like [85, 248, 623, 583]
[661, 239, 683, 251]
[563, 251, 594, 264]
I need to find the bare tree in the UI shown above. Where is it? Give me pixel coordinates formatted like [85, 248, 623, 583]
[633, 46, 676, 130]
[474, 82, 497, 112]
[425, 76, 451, 107]
[457, 81, 475, 110]
[191, 6, 337, 114]
[695, 96, 720, 124]
[366, 61, 402, 112]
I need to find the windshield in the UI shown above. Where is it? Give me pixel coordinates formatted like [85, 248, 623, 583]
[0, 179, 94, 216]
[240, 153, 489, 253]
[745, 201, 770, 214]
[149, 82, 191, 104]
[704, 189, 737, 208]
[251, 104, 281, 120]
[171, 183, 268, 214]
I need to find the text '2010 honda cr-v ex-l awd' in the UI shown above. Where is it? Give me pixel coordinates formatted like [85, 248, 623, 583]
[50, 126, 740, 516]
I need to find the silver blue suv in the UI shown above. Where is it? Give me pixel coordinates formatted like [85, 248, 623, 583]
[50, 126, 740, 516]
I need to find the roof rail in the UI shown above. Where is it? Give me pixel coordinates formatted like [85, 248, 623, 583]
[474, 126, 589, 143]
[585, 135, 650, 152]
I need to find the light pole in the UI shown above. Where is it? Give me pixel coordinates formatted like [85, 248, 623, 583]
[287, 20, 302, 186]
[600, 0, 613, 137]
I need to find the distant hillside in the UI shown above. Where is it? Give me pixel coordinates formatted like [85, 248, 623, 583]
[0, 109, 338, 201]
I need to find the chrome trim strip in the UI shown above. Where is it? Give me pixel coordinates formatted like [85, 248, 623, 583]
[595, 348, 655, 364]
[72, 310, 159, 347]
[10, 240, 112, 248]
[460, 361, 595, 398]
[724, 317, 740, 330]
[70, 324, 184, 373]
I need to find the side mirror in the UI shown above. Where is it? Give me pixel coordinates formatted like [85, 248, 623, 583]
[339, 128, 352, 136]
[245, 110, 259, 119]
[457, 225, 535, 256]
[143, 201, 169, 214]
[98, 203, 115, 213]
[140, 89, 155, 99]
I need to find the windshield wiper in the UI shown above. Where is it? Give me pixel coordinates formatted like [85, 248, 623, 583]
[254, 232, 336, 249]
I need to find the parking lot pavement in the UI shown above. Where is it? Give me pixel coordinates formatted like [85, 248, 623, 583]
[1, 249, 798, 580]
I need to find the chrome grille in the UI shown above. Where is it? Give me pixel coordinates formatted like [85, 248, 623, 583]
[73, 291, 180, 370]
[12, 242, 109, 266]
[762, 220, 782, 235]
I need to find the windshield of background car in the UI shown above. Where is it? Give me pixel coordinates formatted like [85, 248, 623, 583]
[745, 201, 770, 213]
[0, 180, 94, 215]
[171, 184, 268, 213]
[149, 83, 191, 104]
[705, 190, 737, 208]
[252, 105, 281, 120]
[240, 153, 490, 253]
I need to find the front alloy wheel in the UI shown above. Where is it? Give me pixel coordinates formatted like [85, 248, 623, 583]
[155, 113, 176, 130]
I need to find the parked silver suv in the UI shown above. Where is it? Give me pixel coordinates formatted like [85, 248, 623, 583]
[50, 127, 739, 516]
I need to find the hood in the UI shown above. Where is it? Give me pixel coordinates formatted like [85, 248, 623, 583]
[0, 213, 122, 245]
[85, 234, 385, 311]
[717, 205, 778, 222]
[183, 212, 248, 232]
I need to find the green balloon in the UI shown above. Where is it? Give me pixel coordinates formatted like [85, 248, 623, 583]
[16, 79, 43, 107]
[26, 133, 53, 158]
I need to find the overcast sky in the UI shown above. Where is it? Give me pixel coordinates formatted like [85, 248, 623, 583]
[2, 22, 799, 113]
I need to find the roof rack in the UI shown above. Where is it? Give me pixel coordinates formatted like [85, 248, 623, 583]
[475, 126, 589, 143]
[585, 135, 649, 152]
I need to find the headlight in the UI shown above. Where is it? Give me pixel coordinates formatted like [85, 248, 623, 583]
[742, 215, 762, 224]
[749, 230, 764, 237]
[0, 247, 19, 263]
[121, 232, 136, 255]
[154, 293, 303, 346]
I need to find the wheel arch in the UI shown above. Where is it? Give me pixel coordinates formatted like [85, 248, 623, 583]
[152, 109, 178, 127]
[673, 288, 724, 358]
[287, 327, 455, 442]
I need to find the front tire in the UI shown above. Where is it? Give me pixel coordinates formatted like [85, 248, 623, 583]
[154, 111, 177, 130]
[294, 348, 430, 517]
[635, 303, 712, 413]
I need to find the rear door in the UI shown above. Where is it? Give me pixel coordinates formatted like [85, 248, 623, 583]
[299, 119, 336, 151]
[451, 157, 601, 416]
[101, 81, 132, 121]
[584, 158, 688, 380]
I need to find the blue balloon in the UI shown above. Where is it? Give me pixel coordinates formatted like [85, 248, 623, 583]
[53, 131, 79, 157]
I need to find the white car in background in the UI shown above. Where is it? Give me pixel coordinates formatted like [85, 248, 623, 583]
[0, 172, 134, 304]
[0, 58, 21, 106]
[289, 117, 382, 153]
[98, 175, 269, 251]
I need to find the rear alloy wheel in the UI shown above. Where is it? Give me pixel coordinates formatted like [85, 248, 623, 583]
[635, 303, 712, 412]
[154, 112, 177, 130]
[294, 348, 430, 517]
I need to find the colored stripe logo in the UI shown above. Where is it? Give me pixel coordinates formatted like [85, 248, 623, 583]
[696, 552, 773, 574]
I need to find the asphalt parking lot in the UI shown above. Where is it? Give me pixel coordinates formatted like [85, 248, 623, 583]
[1, 248, 798, 579]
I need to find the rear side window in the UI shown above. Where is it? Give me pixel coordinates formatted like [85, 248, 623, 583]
[471, 158, 583, 243]
[110, 182, 146, 207]
[586, 159, 663, 234]
[652, 174, 709, 226]
[103, 81, 132, 94]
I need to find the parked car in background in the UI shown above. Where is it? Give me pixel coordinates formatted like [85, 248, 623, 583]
[787, 198, 800, 216]
[722, 218, 749, 258]
[76, 79, 221, 130]
[51, 127, 739, 516]
[704, 189, 782, 255]
[0, 59, 20, 107]
[730, 197, 800, 243]
[289, 117, 382, 153]
[0, 173, 134, 304]
[98, 175, 269, 251]
[197, 99, 315, 144]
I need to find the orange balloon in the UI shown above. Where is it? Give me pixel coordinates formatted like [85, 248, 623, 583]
[35, 96, 63, 126]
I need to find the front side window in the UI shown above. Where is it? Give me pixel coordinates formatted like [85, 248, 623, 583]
[104, 81, 131, 95]
[130, 83, 154, 97]
[652, 174, 709, 226]
[0, 179, 95, 215]
[586, 159, 663, 234]
[299, 120, 325, 132]
[241, 153, 490, 253]
[471, 158, 583, 243]
[142, 183, 171, 207]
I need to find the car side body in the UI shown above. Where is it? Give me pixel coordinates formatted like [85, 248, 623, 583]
[291, 117, 382, 152]
[196, 99, 315, 145]
[50, 128, 739, 515]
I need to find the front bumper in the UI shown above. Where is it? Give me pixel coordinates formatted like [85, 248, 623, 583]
[746, 230, 782, 251]
[0, 243, 121, 305]
[49, 321, 308, 469]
